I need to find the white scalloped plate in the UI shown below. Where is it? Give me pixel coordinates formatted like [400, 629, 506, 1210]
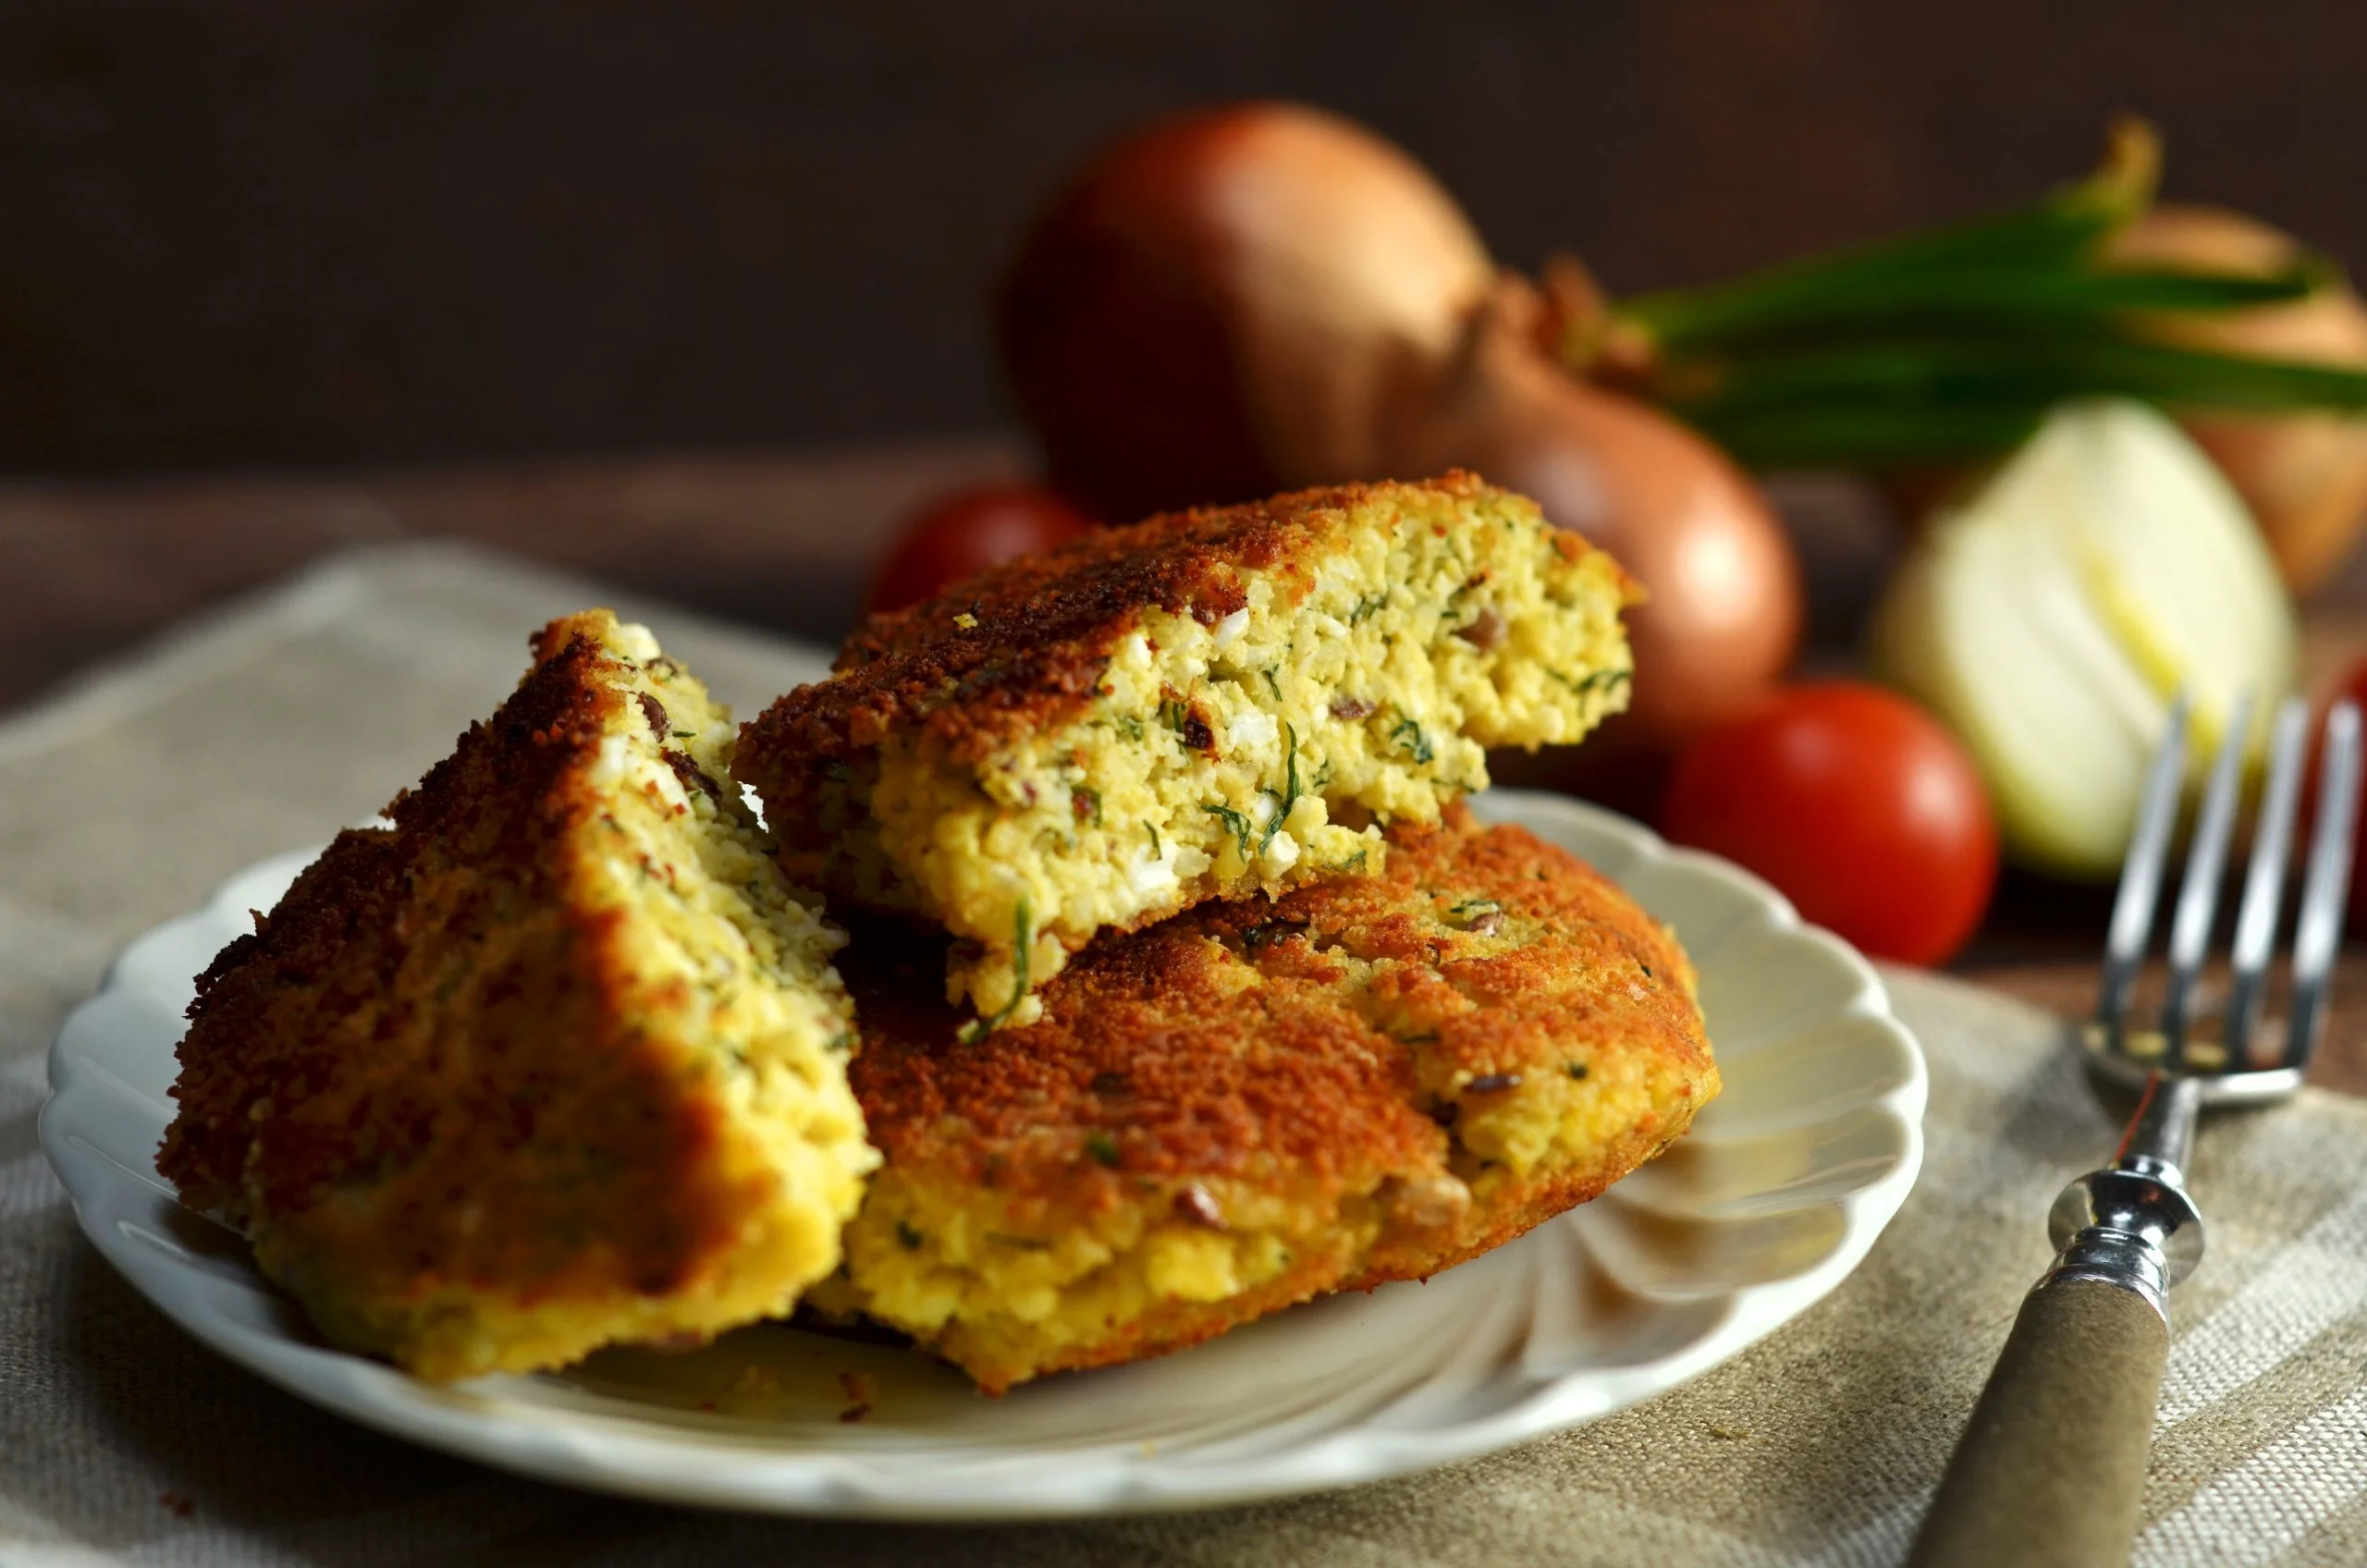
[41, 790, 1924, 1519]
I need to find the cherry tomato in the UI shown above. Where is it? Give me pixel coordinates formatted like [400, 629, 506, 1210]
[1659, 681, 1999, 966]
[865, 484, 1096, 616]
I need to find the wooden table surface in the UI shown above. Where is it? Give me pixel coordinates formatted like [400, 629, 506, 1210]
[12, 439, 2367, 1093]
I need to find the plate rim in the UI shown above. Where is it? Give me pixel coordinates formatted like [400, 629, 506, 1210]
[41, 789, 1928, 1520]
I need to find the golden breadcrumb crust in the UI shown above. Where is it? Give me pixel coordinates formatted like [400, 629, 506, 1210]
[821, 805, 1715, 1393]
[743, 468, 1629, 779]
[736, 472, 1639, 1023]
[160, 611, 874, 1380]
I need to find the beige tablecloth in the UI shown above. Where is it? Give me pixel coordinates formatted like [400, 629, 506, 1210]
[6, 544, 2366, 1567]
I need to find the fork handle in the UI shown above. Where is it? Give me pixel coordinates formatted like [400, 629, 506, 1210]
[1907, 1274, 2168, 1568]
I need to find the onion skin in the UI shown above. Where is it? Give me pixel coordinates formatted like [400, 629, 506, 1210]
[997, 101, 1803, 753]
[1399, 283, 1804, 750]
[1525, 388, 1802, 747]
[2110, 203, 2367, 594]
[996, 101, 1494, 523]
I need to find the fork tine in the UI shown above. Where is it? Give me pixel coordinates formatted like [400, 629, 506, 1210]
[2160, 693, 2255, 1066]
[2287, 700, 2363, 1070]
[2225, 696, 2312, 1065]
[2097, 695, 2191, 1047]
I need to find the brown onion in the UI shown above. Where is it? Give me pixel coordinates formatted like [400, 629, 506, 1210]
[2110, 202, 2367, 593]
[1395, 280, 1804, 750]
[996, 102, 1804, 751]
[997, 102, 1496, 522]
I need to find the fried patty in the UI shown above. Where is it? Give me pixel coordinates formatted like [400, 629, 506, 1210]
[813, 804, 1714, 1395]
[735, 472, 1637, 1030]
[160, 611, 877, 1380]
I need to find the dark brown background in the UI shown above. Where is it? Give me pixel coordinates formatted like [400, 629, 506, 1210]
[5, 0, 2363, 474]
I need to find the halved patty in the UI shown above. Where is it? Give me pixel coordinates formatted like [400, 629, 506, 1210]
[161, 611, 877, 1380]
[816, 805, 1715, 1395]
[735, 472, 1637, 1030]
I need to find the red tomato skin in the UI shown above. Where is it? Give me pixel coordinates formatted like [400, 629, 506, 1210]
[1659, 681, 1999, 967]
[865, 484, 1097, 617]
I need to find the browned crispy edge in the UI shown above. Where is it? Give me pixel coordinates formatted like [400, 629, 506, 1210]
[731, 472, 1606, 841]
[837, 808, 1715, 1390]
[158, 614, 752, 1307]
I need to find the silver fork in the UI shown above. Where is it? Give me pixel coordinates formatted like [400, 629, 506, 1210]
[1908, 691, 2363, 1568]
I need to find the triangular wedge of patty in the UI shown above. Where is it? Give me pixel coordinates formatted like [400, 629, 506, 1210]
[809, 804, 1714, 1395]
[160, 610, 877, 1381]
[736, 472, 1637, 1030]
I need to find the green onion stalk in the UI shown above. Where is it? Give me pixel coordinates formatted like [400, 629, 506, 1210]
[1551, 120, 2367, 475]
